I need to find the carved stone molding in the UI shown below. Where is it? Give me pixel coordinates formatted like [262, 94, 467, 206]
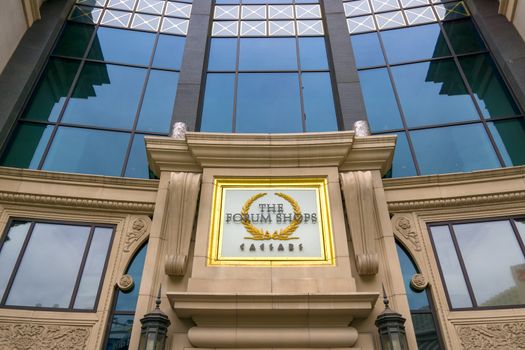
[410, 273, 427, 291]
[164, 172, 201, 277]
[457, 322, 525, 349]
[0, 323, 90, 350]
[124, 216, 151, 253]
[0, 191, 155, 213]
[388, 191, 525, 211]
[340, 171, 380, 275]
[392, 215, 421, 252]
[118, 274, 134, 292]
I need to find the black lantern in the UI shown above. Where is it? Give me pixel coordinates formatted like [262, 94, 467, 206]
[139, 286, 171, 350]
[375, 286, 409, 350]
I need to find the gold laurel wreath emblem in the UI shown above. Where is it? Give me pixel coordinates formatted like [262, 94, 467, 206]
[241, 192, 301, 240]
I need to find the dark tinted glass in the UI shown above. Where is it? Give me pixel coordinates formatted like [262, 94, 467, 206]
[298, 37, 328, 70]
[381, 24, 450, 64]
[350, 32, 385, 68]
[88, 27, 155, 65]
[488, 119, 525, 167]
[385, 132, 417, 178]
[22, 58, 80, 122]
[359, 68, 403, 132]
[53, 22, 95, 58]
[460, 54, 520, 118]
[392, 60, 478, 127]
[137, 70, 179, 133]
[200, 73, 235, 132]
[115, 243, 148, 311]
[411, 313, 441, 350]
[411, 124, 500, 175]
[152, 34, 185, 70]
[62, 63, 147, 129]
[0, 222, 30, 298]
[105, 314, 134, 350]
[6, 223, 89, 308]
[443, 19, 486, 54]
[208, 38, 237, 71]
[125, 134, 151, 179]
[239, 38, 297, 71]
[42, 127, 130, 176]
[0, 123, 52, 169]
[302, 72, 338, 132]
[236, 73, 302, 133]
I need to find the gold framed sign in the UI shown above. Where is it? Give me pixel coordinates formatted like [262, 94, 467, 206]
[208, 178, 335, 266]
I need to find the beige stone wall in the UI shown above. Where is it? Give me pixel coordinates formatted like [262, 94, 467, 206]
[0, 0, 29, 75]
[500, 0, 525, 41]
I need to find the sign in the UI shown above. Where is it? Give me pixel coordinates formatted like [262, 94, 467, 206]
[208, 178, 335, 266]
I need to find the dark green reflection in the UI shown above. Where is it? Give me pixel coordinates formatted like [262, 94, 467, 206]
[381, 24, 450, 64]
[302, 73, 338, 132]
[62, 62, 147, 129]
[443, 19, 485, 54]
[42, 127, 129, 176]
[105, 314, 134, 350]
[359, 68, 402, 132]
[0, 123, 53, 169]
[411, 124, 501, 175]
[488, 119, 525, 167]
[115, 243, 148, 311]
[350, 32, 385, 69]
[200, 73, 235, 132]
[411, 314, 441, 349]
[460, 54, 520, 118]
[392, 60, 478, 127]
[384, 132, 417, 178]
[22, 58, 80, 122]
[53, 22, 95, 58]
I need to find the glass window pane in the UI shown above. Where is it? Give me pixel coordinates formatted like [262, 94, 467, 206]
[42, 127, 130, 176]
[488, 119, 525, 167]
[88, 27, 155, 66]
[74, 227, 113, 309]
[386, 132, 417, 178]
[515, 218, 525, 244]
[239, 38, 297, 71]
[430, 225, 473, 308]
[22, 58, 80, 122]
[0, 123, 53, 169]
[125, 134, 152, 179]
[236, 73, 302, 133]
[0, 222, 31, 299]
[381, 24, 450, 64]
[391, 60, 479, 127]
[208, 38, 237, 71]
[302, 72, 338, 132]
[298, 37, 328, 70]
[359, 68, 403, 132]
[53, 22, 95, 58]
[115, 243, 148, 311]
[411, 313, 441, 350]
[460, 54, 520, 118]
[396, 244, 429, 310]
[200, 73, 235, 132]
[6, 223, 90, 308]
[137, 70, 179, 133]
[105, 314, 134, 350]
[152, 34, 185, 70]
[454, 221, 525, 307]
[411, 124, 501, 175]
[62, 63, 147, 129]
[350, 32, 385, 69]
[443, 19, 486, 55]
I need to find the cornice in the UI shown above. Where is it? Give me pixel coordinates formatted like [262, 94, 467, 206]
[146, 132, 396, 176]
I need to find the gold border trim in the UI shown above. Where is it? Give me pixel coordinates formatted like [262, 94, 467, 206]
[207, 178, 335, 266]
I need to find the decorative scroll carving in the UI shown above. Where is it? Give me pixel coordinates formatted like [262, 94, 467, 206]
[0, 323, 90, 350]
[388, 191, 525, 211]
[124, 216, 150, 253]
[118, 274, 134, 292]
[164, 172, 201, 277]
[410, 273, 427, 291]
[392, 216, 421, 251]
[340, 171, 380, 275]
[457, 322, 525, 349]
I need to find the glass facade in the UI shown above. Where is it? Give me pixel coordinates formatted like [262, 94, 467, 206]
[0, 0, 191, 178]
[345, 0, 525, 177]
[199, 0, 339, 133]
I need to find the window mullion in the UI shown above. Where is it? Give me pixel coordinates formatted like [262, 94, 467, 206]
[68, 225, 96, 310]
[509, 218, 525, 259]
